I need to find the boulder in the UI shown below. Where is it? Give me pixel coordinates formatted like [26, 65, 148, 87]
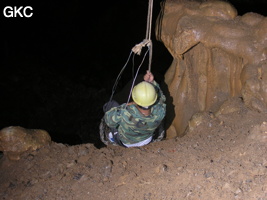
[0, 126, 51, 160]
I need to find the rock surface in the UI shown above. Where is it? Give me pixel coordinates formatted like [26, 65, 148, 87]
[156, 0, 267, 138]
[0, 126, 51, 160]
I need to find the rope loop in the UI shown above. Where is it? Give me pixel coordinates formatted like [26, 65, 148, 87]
[132, 39, 152, 55]
[107, 0, 154, 106]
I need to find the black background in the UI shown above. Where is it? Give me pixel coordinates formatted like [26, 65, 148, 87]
[1, 0, 266, 147]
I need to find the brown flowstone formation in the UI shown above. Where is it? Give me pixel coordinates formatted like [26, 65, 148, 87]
[156, 0, 267, 138]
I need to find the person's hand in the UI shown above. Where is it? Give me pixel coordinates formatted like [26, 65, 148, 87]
[144, 70, 154, 82]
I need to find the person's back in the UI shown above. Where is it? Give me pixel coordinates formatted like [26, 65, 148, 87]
[102, 71, 166, 147]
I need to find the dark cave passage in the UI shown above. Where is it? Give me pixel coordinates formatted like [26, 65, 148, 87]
[1, 0, 266, 146]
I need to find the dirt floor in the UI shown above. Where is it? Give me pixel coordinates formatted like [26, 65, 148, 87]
[0, 98, 266, 200]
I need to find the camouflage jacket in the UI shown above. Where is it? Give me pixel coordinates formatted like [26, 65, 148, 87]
[104, 81, 166, 145]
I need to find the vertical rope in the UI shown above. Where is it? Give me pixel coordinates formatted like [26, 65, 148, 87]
[146, 0, 153, 72]
[132, 0, 154, 72]
[124, 0, 154, 108]
[147, 0, 153, 41]
[125, 48, 150, 108]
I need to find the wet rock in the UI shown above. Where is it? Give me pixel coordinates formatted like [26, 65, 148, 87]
[0, 126, 51, 160]
[156, 0, 267, 138]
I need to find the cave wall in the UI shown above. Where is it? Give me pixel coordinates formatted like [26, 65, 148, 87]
[156, 0, 267, 138]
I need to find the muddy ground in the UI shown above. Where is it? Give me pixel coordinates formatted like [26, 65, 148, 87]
[1, 0, 267, 199]
[0, 98, 266, 200]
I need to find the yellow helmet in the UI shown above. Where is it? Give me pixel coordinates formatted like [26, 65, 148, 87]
[132, 81, 157, 107]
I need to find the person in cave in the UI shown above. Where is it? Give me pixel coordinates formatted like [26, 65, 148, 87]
[101, 70, 166, 147]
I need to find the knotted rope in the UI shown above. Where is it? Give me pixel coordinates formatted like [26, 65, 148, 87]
[132, 0, 154, 72]
[107, 0, 155, 106]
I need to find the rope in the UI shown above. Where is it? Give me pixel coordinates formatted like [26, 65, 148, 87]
[125, 48, 150, 108]
[106, 0, 154, 108]
[132, 0, 154, 72]
[146, 0, 153, 40]
[109, 50, 133, 102]
[107, 48, 149, 110]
